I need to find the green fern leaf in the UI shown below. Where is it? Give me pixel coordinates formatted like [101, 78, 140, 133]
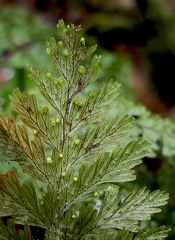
[0, 121, 27, 162]
[96, 187, 169, 232]
[68, 80, 121, 130]
[0, 218, 33, 240]
[39, 185, 60, 226]
[0, 115, 32, 159]
[62, 139, 149, 209]
[0, 171, 43, 227]
[134, 226, 171, 239]
[89, 228, 134, 240]
[74, 203, 97, 237]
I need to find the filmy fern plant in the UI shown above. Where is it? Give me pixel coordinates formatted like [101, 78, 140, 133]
[0, 20, 170, 239]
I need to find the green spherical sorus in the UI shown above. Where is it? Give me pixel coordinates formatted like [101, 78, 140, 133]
[39, 106, 49, 115]
[74, 139, 80, 145]
[62, 49, 70, 57]
[46, 48, 51, 55]
[61, 172, 66, 177]
[38, 108, 43, 114]
[73, 100, 79, 106]
[73, 100, 84, 108]
[46, 71, 52, 78]
[51, 118, 61, 126]
[58, 41, 63, 48]
[78, 101, 84, 108]
[88, 90, 96, 98]
[55, 118, 61, 124]
[73, 177, 78, 182]
[93, 192, 99, 197]
[54, 77, 65, 86]
[46, 157, 52, 163]
[33, 130, 38, 135]
[51, 120, 56, 126]
[78, 66, 85, 75]
[80, 37, 85, 46]
[43, 106, 49, 113]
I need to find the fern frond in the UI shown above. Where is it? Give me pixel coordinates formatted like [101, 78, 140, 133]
[10, 89, 62, 151]
[61, 139, 149, 209]
[0, 114, 59, 184]
[68, 79, 121, 130]
[63, 114, 136, 169]
[134, 225, 171, 240]
[73, 203, 97, 237]
[88, 226, 170, 240]
[96, 186, 169, 232]
[0, 171, 44, 227]
[0, 219, 33, 240]
[0, 19, 170, 239]
[0, 115, 33, 159]
[0, 121, 27, 163]
[39, 185, 60, 226]
[91, 228, 134, 240]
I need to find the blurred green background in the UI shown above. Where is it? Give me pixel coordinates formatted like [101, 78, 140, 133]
[1, 0, 175, 239]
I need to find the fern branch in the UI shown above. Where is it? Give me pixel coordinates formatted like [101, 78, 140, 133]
[0, 171, 45, 227]
[0, 219, 33, 240]
[10, 89, 62, 151]
[96, 186, 169, 232]
[61, 139, 149, 210]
